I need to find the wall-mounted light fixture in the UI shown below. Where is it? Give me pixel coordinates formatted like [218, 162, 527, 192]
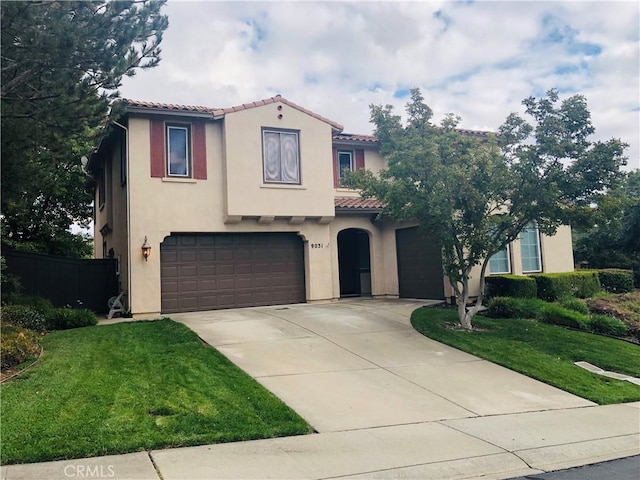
[141, 236, 151, 261]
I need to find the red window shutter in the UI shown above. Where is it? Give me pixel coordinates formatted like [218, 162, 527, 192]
[355, 149, 365, 170]
[192, 123, 207, 179]
[150, 119, 165, 177]
[332, 147, 338, 188]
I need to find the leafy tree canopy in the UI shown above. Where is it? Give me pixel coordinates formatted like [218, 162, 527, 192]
[574, 169, 640, 284]
[1, 0, 168, 257]
[346, 88, 627, 329]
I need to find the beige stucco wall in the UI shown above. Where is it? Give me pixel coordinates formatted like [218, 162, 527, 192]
[223, 102, 335, 219]
[124, 112, 342, 316]
[541, 225, 575, 272]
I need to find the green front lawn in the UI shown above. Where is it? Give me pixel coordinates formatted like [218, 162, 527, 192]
[411, 308, 640, 405]
[1, 320, 312, 465]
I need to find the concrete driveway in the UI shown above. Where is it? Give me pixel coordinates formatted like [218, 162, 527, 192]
[5, 299, 639, 480]
[171, 298, 593, 432]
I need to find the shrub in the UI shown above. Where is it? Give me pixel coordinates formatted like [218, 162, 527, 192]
[1, 324, 41, 369]
[539, 304, 588, 329]
[557, 296, 589, 315]
[2, 294, 55, 315]
[532, 271, 601, 302]
[585, 314, 629, 337]
[597, 269, 635, 294]
[46, 308, 97, 331]
[484, 275, 537, 299]
[0, 305, 47, 332]
[486, 297, 546, 319]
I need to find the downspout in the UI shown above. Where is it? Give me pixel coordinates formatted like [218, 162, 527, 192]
[112, 120, 132, 314]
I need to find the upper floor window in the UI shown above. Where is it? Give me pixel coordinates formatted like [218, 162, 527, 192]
[151, 119, 206, 180]
[337, 150, 353, 185]
[167, 124, 191, 177]
[521, 222, 542, 273]
[262, 128, 300, 184]
[489, 245, 511, 274]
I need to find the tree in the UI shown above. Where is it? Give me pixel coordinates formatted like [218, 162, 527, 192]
[346, 88, 627, 330]
[1, 0, 168, 257]
[574, 170, 640, 285]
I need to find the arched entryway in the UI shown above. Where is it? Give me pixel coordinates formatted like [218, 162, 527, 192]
[338, 228, 371, 297]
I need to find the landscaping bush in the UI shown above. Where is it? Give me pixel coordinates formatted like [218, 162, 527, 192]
[486, 296, 546, 319]
[557, 296, 589, 315]
[2, 294, 55, 315]
[46, 308, 98, 330]
[597, 269, 635, 294]
[585, 314, 629, 338]
[1, 324, 41, 370]
[532, 271, 601, 301]
[484, 275, 537, 299]
[0, 304, 47, 332]
[539, 303, 588, 329]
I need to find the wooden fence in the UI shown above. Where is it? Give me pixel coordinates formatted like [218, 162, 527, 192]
[2, 248, 118, 313]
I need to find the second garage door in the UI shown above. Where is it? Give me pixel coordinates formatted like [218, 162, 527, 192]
[396, 227, 445, 300]
[161, 233, 305, 313]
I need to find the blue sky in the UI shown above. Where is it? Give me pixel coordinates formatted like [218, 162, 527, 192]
[120, 0, 640, 170]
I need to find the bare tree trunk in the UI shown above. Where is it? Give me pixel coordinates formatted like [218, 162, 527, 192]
[451, 276, 473, 331]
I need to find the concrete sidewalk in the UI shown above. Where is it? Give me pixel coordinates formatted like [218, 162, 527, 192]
[3, 299, 639, 479]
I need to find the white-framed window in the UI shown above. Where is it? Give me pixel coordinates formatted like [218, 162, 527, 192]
[262, 128, 300, 184]
[167, 124, 191, 177]
[520, 222, 542, 273]
[337, 150, 354, 184]
[489, 245, 511, 274]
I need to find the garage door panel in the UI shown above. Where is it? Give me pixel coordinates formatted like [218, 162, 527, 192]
[236, 263, 253, 275]
[161, 233, 305, 313]
[179, 251, 197, 262]
[161, 251, 178, 262]
[199, 249, 216, 261]
[179, 236, 197, 246]
[216, 249, 234, 261]
[199, 265, 216, 276]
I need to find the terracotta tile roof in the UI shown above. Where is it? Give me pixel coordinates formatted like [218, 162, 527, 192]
[123, 99, 213, 113]
[211, 95, 343, 131]
[455, 128, 494, 138]
[333, 133, 378, 143]
[335, 197, 385, 210]
[333, 129, 493, 144]
[123, 95, 343, 131]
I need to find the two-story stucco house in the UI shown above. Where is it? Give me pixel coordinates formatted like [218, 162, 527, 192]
[89, 95, 575, 317]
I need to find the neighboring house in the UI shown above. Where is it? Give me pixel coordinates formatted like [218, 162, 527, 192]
[89, 95, 575, 317]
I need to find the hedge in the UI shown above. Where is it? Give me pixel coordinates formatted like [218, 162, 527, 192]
[484, 275, 537, 299]
[0, 305, 47, 332]
[585, 314, 629, 337]
[597, 269, 635, 294]
[531, 271, 601, 302]
[45, 308, 98, 330]
[538, 303, 589, 329]
[486, 297, 546, 319]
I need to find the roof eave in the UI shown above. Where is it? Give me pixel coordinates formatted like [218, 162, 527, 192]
[126, 105, 215, 119]
[335, 208, 384, 214]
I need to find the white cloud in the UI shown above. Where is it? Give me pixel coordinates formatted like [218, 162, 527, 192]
[120, 0, 640, 170]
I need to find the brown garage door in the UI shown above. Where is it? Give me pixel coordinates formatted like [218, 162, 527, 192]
[161, 233, 305, 313]
[396, 227, 445, 299]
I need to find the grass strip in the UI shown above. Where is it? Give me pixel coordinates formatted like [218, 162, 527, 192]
[411, 307, 640, 405]
[1, 319, 312, 465]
